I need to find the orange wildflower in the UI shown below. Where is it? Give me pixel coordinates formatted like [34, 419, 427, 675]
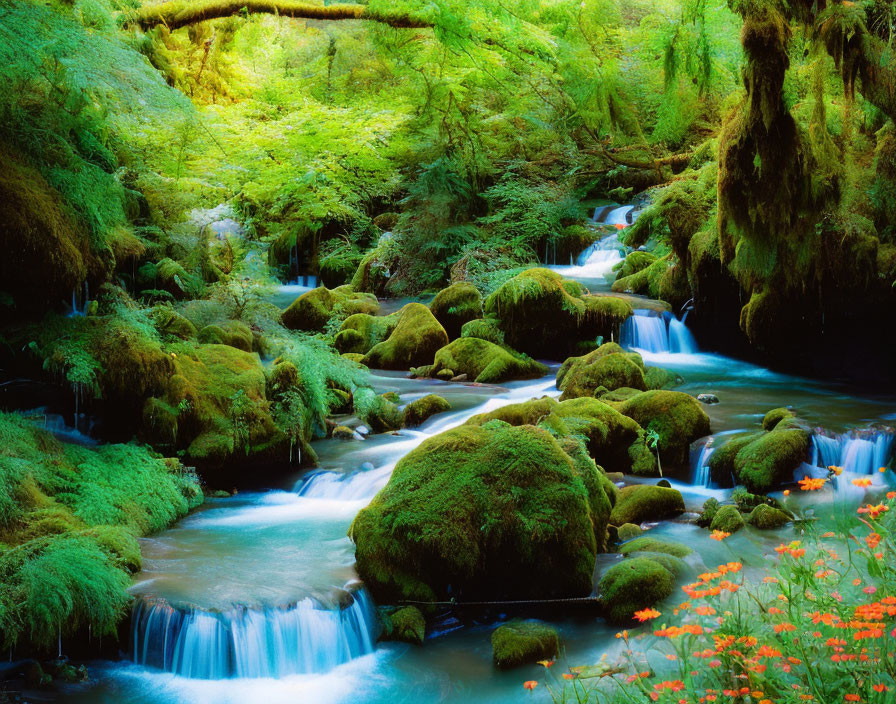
[799, 476, 827, 491]
[710, 530, 730, 541]
[634, 608, 661, 622]
[523, 681, 537, 691]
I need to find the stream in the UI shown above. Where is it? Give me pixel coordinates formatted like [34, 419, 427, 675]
[59, 212, 896, 704]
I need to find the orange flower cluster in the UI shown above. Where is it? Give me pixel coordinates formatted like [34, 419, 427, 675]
[857, 503, 889, 518]
[799, 476, 827, 491]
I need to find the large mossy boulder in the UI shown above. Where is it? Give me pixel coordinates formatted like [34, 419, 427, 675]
[466, 396, 655, 476]
[362, 303, 449, 370]
[599, 556, 676, 624]
[350, 422, 613, 602]
[422, 338, 548, 384]
[334, 312, 397, 355]
[609, 485, 685, 526]
[617, 537, 692, 558]
[483, 268, 632, 358]
[429, 282, 483, 339]
[617, 390, 711, 469]
[382, 606, 426, 645]
[460, 317, 505, 346]
[492, 621, 560, 669]
[197, 320, 253, 352]
[403, 394, 452, 427]
[747, 503, 792, 529]
[557, 343, 647, 398]
[281, 285, 379, 332]
[709, 504, 745, 534]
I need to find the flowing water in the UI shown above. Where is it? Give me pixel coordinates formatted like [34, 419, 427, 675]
[59, 222, 896, 704]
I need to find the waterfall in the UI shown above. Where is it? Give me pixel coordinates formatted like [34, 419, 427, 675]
[296, 467, 393, 502]
[68, 281, 89, 317]
[595, 205, 634, 226]
[690, 431, 746, 487]
[131, 590, 377, 680]
[810, 428, 895, 476]
[621, 310, 698, 355]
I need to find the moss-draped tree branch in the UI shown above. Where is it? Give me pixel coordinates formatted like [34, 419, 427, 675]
[127, 1, 433, 32]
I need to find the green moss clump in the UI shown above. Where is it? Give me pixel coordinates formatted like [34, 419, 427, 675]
[491, 621, 559, 669]
[281, 286, 379, 332]
[709, 505, 745, 534]
[151, 306, 197, 341]
[350, 250, 390, 295]
[557, 343, 647, 399]
[747, 503, 792, 529]
[362, 303, 449, 370]
[429, 282, 483, 339]
[425, 337, 548, 384]
[618, 391, 711, 469]
[696, 498, 720, 527]
[613, 251, 657, 279]
[197, 320, 253, 352]
[350, 423, 611, 602]
[460, 317, 505, 346]
[335, 312, 397, 355]
[599, 556, 675, 624]
[762, 407, 795, 431]
[382, 606, 426, 646]
[403, 394, 452, 427]
[352, 387, 405, 434]
[643, 366, 684, 391]
[616, 523, 643, 541]
[708, 432, 764, 485]
[618, 537, 692, 558]
[609, 485, 685, 526]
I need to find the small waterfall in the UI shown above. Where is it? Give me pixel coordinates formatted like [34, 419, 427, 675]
[131, 590, 377, 680]
[690, 431, 745, 487]
[296, 467, 392, 502]
[810, 428, 895, 475]
[621, 310, 698, 354]
[595, 205, 634, 226]
[68, 281, 89, 317]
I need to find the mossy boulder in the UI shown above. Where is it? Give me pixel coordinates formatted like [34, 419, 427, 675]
[197, 320, 253, 352]
[353, 387, 405, 434]
[335, 312, 397, 355]
[557, 343, 647, 398]
[403, 394, 452, 427]
[618, 537, 692, 558]
[709, 505, 745, 534]
[429, 282, 483, 339]
[424, 338, 548, 384]
[460, 317, 505, 346]
[613, 251, 657, 279]
[710, 425, 810, 493]
[747, 503, 792, 529]
[618, 391, 711, 469]
[350, 423, 612, 602]
[599, 556, 676, 624]
[762, 407, 795, 431]
[362, 303, 449, 370]
[332, 425, 355, 440]
[151, 306, 197, 341]
[350, 250, 391, 295]
[466, 396, 655, 476]
[483, 268, 632, 358]
[609, 485, 685, 526]
[616, 523, 643, 541]
[644, 366, 684, 390]
[382, 606, 426, 646]
[281, 285, 379, 332]
[491, 621, 559, 669]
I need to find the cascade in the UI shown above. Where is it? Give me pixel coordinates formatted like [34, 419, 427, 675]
[621, 310, 698, 354]
[296, 466, 392, 502]
[131, 590, 377, 680]
[809, 428, 895, 476]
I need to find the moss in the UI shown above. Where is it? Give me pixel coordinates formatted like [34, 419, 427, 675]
[483, 268, 632, 358]
[618, 537, 692, 558]
[336, 312, 397, 355]
[762, 407, 794, 431]
[362, 303, 449, 370]
[154, 258, 195, 300]
[616, 523, 642, 541]
[350, 423, 610, 602]
[467, 396, 655, 476]
[643, 366, 684, 390]
[425, 337, 548, 384]
[613, 251, 657, 279]
[599, 387, 644, 403]
[599, 556, 675, 624]
[491, 621, 559, 669]
[618, 391, 711, 469]
[733, 427, 810, 493]
[429, 282, 483, 339]
[350, 250, 390, 295]
[332, 425, 355, 440]
[151, 306, 197, 341]
[197, 320, 253, 352]
[403, 394, 452, 427]
[352, 387, 404, 434]
[709, 505, 745, 534]
[460, 317, 505, 346]
[281, 285, 379, 332]
[747, 503, 792, 530]
[697, 498, 720, 527]
[557, 343, 647, 399]
[382, 606, 426, 645]
[708, 432, 764, 485]
[609, 485, 685, 526]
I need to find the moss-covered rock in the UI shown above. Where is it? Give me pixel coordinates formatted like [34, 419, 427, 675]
[460, 317, 505, 346]
[613, 251, 657, 279]
[696, 497, 721, 527]
[616, 523, 643, 541]
[353, 387, 405, 434]
[281, 285, 379, 332]
[429, 282, 483, 339]
[424, 338, 548, 384]
[154, 258, 195, 300]
[609, 485, 685, 526]
[491, 621, 559, 669]
[335, 312, 397, 355]
[711, 425, 810, 493]
[599, 556, 676, 624]
[617, 537, 692, 558]
[151, 306, 197, 341]
[618, 391, 711, 469]
[382, 606, 426, 645]
[466, 396, 655, 476]
[762, 407, 795, 431]
[403, 394, 452, 427]
[362, 303, 449, 370]
[643, 367, 684, 391]
[332, 425, 355, 440]
[350, 423, 612, 602]
[747, 503, 792, 529]
[197, 320, 253, 352]
[709, 505, 745, 534]
[483, 268, 632, 358]
[557, 343, 647, 399]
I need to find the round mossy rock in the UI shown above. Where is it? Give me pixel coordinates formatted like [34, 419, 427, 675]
[709, 505, 745, 533]
[557, 345, 648, 400]
[609, 485, 685, 526]
[362, 303, 449, 370]
[616, 523, 643, 541]
[491, 621, 559, 669]
[429, 282, 483, 339]
[599, 556, 675, 625]
[428, 337, 548, 384]
[403, 394, 452, 427]
[382, 606, 426, 646]
[617, 537, 692, 558]
[618, 390, 711, 469]
[747, 503, 792, 529]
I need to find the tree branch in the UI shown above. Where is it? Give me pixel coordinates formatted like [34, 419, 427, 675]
[126, 1, 433, 32]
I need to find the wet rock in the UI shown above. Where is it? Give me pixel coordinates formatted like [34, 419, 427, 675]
[492, 621, 559, 669]
[609, 485, 685, 525]
[599, 556, 675, 625]
[403, 394, 451, 427]
[332, 425, 355, 440]
[697, 393, 719, 404]
[382, 606, 426, 646]
[747, 503, 792, 529]
[429, 282, 483, 339]
[709, 505, 745, 533]
[616, 523, 643, 541]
